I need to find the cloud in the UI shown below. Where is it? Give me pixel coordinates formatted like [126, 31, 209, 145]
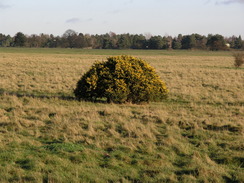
[86, 18, 93, 22]
[65, 17, 93, 24]
[66, 18, 81, 24]
[108, 9, 122, 14]
[123, 0, 134, 5]
[0, 2, 11, 9]
[216, 0, 244, 5]
[204, 0, 211, 4]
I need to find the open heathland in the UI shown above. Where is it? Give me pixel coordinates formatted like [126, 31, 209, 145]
[0, 48, 243, 182]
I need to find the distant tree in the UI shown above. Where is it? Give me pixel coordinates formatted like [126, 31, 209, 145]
[162, 36, 172, 49]
[2, 31, 243, 50]
[172, 38, 182, 49]
[5, 35, 13, 47]
[14, 32, 26, 47]
[84, 34, 93, 48]
[117, 34, 131, 49]
[93, 33, 118, 49]
[172, 34, 182, 49]
[226, 36, 235, 48]
[234, 36, 243, 49]
[90, 34, 102, 49]
[0, 33, 4, 46]
[39, 34, 51, 47]
[73, 33, 87, 48]
[131, 34, 146, 49]
[26, 34, 41, 47]
[98, 33, 116, 49]
[189, 34, 197, 48]
[181, 34, 196, 49]
[108, 32, 118, 48]
[63, 29, 76, 38]
[193, 34, 207, 50]
[102, 35, 112, 49]
[148, 36, 164, 49]
[177, 34, 183, 41]
[207, 34, 227, 51]
[144, 32, 152, 40]
[0, 34, 13, 47]
[46, 34, 58, 48]
[62, 29, 78, 48]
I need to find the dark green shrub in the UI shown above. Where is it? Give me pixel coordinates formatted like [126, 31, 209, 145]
[74, 55, 168, 103]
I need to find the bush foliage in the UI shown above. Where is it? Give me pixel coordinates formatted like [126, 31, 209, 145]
[74, 55, 168, 103]
[233, 52, 244, 68]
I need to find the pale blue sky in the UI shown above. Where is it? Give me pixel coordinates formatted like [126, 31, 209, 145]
[0, 0, 243, 37]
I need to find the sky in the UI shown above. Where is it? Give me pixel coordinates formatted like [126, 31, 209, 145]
[0, 0, 244, 37]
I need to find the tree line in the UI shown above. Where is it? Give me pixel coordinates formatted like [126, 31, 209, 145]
[0, 29, 243, 50]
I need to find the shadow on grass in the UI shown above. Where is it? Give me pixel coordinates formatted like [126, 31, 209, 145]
[0, 88, 110, 104]
[202, 66, 244, 70]
[0, 88, 76, 101]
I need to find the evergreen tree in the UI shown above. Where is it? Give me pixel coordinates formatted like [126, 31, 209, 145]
[172, 38, 182, 49]
[131, 34, 146, 49]
[234, 36, 243, 49]
[207, 34, 227, 51]
[148, 36, 164, 49]
[14, 32, 26, 47]
[117, 34, 131, 49]
[181, 34, 196, 49]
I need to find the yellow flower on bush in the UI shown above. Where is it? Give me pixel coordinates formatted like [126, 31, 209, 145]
[74, 55, 168, 103]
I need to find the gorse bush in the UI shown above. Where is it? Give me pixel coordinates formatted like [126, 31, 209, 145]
[233, 52, 244, 68]
[74, 55, 168, 103]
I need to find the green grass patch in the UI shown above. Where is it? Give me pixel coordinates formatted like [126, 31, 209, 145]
[0, 48, 243, 182]
[0, 47, 232, 56]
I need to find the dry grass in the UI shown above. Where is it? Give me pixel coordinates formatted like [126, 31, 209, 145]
[0, 48, 243, 182]
[0, 53, 102, 96]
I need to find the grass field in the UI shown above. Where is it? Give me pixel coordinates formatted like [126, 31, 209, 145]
[0, 48, 243, 182]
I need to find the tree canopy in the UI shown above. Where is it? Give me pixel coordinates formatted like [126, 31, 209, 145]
[0, 30, 243, 50]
